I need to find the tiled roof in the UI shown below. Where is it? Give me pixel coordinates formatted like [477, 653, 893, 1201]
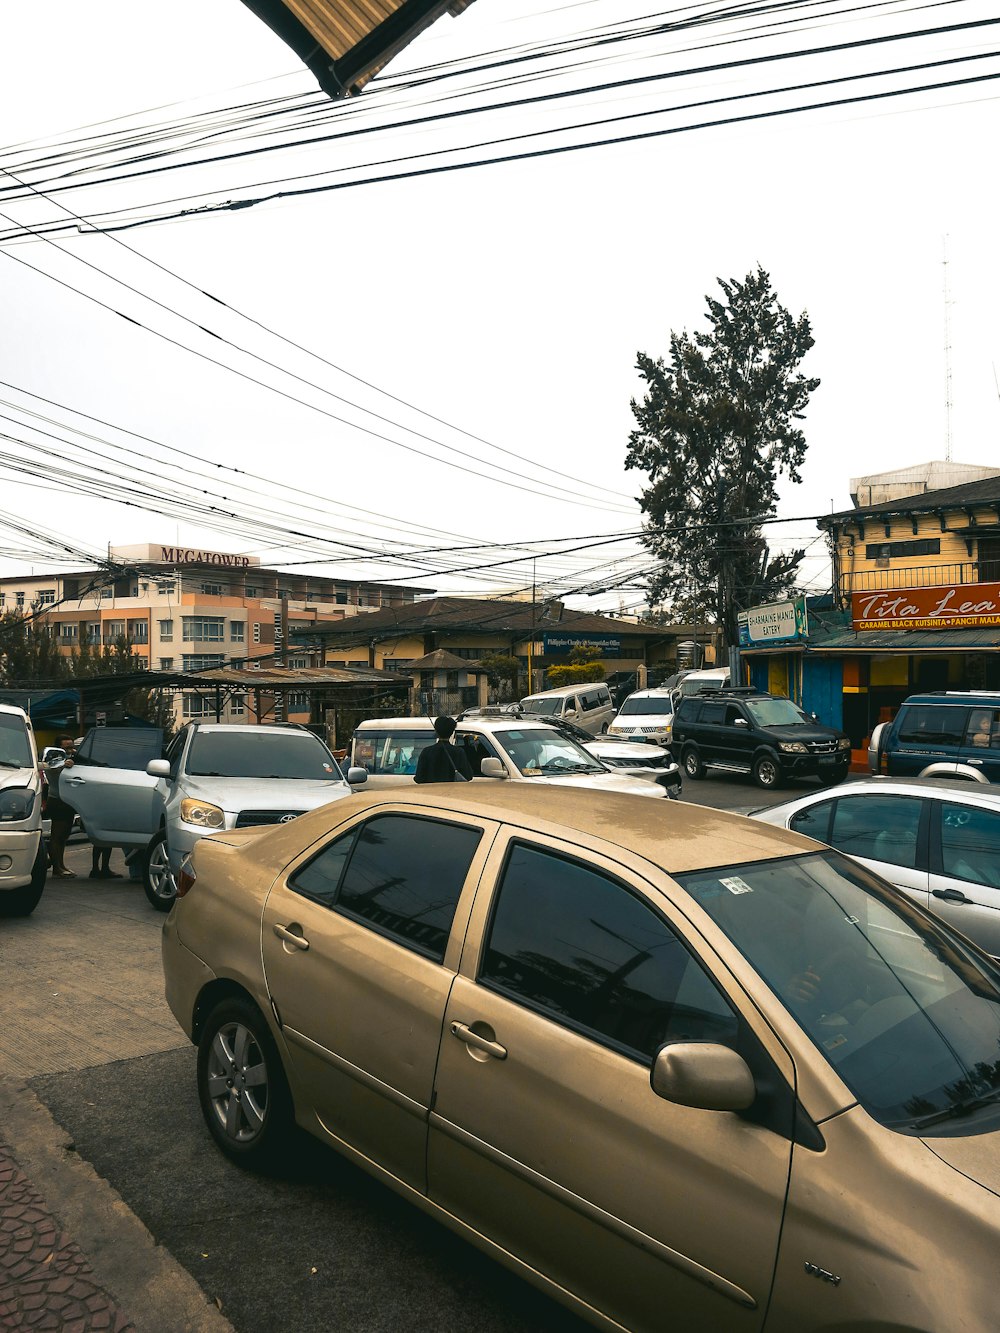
[294, 596, 676, 644]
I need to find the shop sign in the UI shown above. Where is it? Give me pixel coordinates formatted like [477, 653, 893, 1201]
[542, 633, 621, 657]
[738, 598, 808, 647]
[852, 581, 1000, 630]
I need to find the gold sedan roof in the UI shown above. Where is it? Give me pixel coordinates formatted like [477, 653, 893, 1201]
[245, 784, 816, 877]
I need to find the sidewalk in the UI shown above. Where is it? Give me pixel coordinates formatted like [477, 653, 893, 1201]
[0, 844, 233, 1333]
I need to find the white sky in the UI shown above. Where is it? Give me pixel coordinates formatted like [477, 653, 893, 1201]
[1, 0, 998, 614]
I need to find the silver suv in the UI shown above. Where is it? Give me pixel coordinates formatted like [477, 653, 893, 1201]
[62, 722, 366, 910]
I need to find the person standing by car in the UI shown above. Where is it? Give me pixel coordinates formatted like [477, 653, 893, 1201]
[414, 716, 473, 784]
[44, 735, 78, 878]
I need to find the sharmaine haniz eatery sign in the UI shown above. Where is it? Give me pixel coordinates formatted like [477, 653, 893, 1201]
[852, 582, 1000, 630]
[738, 597, 808, 647]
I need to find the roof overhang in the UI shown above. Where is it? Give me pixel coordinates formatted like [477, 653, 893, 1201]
[240, 0, 476, 98]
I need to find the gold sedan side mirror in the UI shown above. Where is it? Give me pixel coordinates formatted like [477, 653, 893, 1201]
[651, 1043, 755, 1112]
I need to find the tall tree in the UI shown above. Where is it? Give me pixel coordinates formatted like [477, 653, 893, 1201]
[0, 612, 70, 685]
[625, 267, 819, 647]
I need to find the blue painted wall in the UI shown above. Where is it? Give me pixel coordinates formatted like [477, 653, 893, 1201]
[743, 655, 844, 729]
[801, 657, 844, 730]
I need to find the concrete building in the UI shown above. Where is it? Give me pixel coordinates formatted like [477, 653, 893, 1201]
[0, 542, 431, 726]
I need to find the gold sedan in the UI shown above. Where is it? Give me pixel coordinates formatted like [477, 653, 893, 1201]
[162, 785, 1000, 1333]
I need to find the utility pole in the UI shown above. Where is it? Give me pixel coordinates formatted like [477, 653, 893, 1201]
[943, 234, 953, 463]
[526, 558, 536, 694]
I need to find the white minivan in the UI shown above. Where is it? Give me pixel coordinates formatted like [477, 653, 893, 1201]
[0, 704, 46, 917]
[518, 683, 614, 735]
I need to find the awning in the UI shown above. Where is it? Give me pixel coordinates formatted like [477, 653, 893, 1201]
[240, 0, 476, 98]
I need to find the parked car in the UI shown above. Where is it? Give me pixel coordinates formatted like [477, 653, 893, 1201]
[61, 722, 367, 911]
[674, 666, 730, 698]
[671, 688, 852, 789]
[0, 704, 45, 917]
[518, 683, 614, 735]
[752, 775, 1000, 955]
[869, 691, 1000, 783]
[606, 687, 676, 747]
[496, 709, 680, 789]
[350, 715, 671, 801]
[164, 783, 1000, 1333]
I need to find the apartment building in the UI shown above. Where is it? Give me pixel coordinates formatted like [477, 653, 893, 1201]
[0, 542, 432, 725]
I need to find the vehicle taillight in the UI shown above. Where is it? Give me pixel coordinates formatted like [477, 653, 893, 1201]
[176, 854, 197, 898]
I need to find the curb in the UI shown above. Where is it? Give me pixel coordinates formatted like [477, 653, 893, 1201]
[0, 1079, 233, 1333]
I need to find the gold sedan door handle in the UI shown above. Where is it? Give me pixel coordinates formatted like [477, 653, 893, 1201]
[273, 923, 309, 951]
[450, 1021, 507, 1060]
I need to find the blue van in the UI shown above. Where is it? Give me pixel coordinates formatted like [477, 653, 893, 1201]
[870, 692, 1000, 783]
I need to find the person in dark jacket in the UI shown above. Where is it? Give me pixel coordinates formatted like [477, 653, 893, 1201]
[414, 716, 474, 784]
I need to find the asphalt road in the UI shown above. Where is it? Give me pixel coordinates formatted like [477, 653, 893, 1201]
[8, 778, 828, 1332]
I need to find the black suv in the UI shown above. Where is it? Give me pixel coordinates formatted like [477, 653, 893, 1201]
[670, 687, 851, 789]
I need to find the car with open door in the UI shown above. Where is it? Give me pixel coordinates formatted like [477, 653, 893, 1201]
[61, 722, 366, 911]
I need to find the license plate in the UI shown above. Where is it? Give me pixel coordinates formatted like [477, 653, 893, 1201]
[819, 756, 837, 765]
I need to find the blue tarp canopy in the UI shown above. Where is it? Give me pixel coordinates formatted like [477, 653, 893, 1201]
[0, 688, 79, 728]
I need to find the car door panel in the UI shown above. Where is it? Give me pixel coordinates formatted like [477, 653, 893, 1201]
[928, 800, 1000, 955]
[428, 833, 792, 1333]
[260, 808, 497, 1191]
[825, 794, 930, 916]
[60, 767, 160, 845]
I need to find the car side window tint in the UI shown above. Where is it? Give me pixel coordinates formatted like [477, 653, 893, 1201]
[724, 705, 744, 726]
[336, 814, 481, 961]
[290, 826, 361, 909]
[829, 795, 922, 869]
[940, 803, 1000, 888]
[789, 799, 835, 842]
[699, 702, 725, 725]
[895, 705, 966, 748]
[965, 709, 1000, 749]
[480, 843, 737, 1063]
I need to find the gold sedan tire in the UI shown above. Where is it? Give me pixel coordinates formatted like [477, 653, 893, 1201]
[197, 997, 293, 1165]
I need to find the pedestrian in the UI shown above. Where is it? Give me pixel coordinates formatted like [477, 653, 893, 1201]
[44, 735, 78, 878]
[414, 716, 474, 784]
[89, 844, 121, 880]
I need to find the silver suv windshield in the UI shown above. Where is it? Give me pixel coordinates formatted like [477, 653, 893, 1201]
[744, 698, 810, 727]
[494, 726, 604, 776]
[0, 713, 32, 769]
[677, 851, 1000, 1135]
[187, 730, 342, 780]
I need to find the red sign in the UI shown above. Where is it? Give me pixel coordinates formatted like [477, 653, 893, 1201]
[852, 582, 1000, 631]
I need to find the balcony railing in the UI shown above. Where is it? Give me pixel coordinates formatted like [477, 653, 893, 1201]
[838, 561, 979, 597]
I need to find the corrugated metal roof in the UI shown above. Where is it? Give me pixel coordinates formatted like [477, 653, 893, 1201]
[806, 626, 1000, 652]
[240, 0, 476, 98]
[824, 472, 1000, 524]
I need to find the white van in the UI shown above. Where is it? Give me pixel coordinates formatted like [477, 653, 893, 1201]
[607, 688, 676, 747]
[676, 666, 730, 698]
[518, 683, 614, 736]
[0, 704, 46, 917]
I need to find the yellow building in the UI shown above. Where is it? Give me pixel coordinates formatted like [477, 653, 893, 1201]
[813, 469, 1000, 745]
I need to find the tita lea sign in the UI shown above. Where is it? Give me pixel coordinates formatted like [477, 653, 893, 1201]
[852, 582, 1000, 630]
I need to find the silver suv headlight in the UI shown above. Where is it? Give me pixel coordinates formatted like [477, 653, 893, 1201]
[778, 742, 808, 754]
[837, 738, 851, 751]
[179, 798, 225, 829]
